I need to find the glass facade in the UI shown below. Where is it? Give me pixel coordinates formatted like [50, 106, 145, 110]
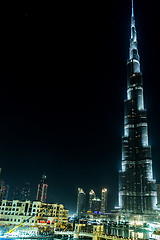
[119, 0, 157, 214]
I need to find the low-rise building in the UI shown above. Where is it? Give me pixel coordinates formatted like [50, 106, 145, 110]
[0, 200, 68, 228]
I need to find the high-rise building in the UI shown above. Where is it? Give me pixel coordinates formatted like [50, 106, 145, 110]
[101, 188, 107, 214]
[36, 173, 48, 203]
[0, 169, 9, 201]
[91, 197, 101, 213]
[21, 182, 30, 201]
[13, 187, 21, 200]
[77, 188, 86, 216]
[89, 190, 96, 211]
[119, 0, 157, 214]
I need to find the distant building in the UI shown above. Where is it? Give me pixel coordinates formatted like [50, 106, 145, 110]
[0, 169, 9, 201]
[21, 182, 30, 201]
[77, 188, 86, 216]
[91, 197, 101, 213]
[13, 183, 30, 201]
[89, 190, 96, 212]
[0, 200, 68, 227]
[36, 173, 48, 203]
[12, 187, 22, 200]
[101, 188, 108, 214]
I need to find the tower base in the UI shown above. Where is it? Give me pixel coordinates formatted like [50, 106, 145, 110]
[117, 211, 160, 225]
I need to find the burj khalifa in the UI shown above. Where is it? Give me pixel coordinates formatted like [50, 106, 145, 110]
[119, 0, 157, 214]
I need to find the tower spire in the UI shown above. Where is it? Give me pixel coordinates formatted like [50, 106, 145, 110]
[129, 0, 140, 72]
[131, 0, 136, 30]
[132, 0, 134, 17]
[130, 0, 137, 43]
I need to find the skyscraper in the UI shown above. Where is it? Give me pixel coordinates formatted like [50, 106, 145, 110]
[101, 188, 107, 214]
[36, 173, 48, 203]
[89, 190, 96, 211]
[77, 188, 86, 217]
[119, 0, 157, 214]
[91, 197, 101, 213]
[0, 169, 9, 201]
[13, 186, 21, 200]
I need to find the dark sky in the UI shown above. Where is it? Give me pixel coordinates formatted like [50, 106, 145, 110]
[0, 1, 160, 214]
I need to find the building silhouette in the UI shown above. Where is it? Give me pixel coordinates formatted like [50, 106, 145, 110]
[36, 173, 48, 203]
[77, 188, 86, 217]
[13, 183, 30, 201]
[0, 180, 9, 201]
[0, 169, 9, 201]
[13, 187, 21, 200]
[21, 182, 30, 201]
[119, 0, 157, 214]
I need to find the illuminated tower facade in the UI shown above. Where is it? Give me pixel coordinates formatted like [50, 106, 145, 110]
[101, 188, 108, 213]
[77, 188, 86, 216]
[119, 0, 157, 214]
[36, 173, 48, 203]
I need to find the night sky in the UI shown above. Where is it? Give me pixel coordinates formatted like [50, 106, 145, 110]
[0, 1, 160, 214]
